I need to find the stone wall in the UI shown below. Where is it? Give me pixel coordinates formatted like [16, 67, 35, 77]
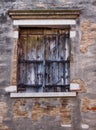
[0, 0, 96, 130]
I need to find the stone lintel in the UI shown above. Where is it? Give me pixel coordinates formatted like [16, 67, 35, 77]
[13, 19, 76, 26]
[8, 10, 80, 20]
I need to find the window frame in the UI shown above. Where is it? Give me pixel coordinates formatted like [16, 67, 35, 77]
[8, 10, 80, 97]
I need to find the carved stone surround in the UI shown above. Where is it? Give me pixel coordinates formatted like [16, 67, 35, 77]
[8, 10, 80, 97]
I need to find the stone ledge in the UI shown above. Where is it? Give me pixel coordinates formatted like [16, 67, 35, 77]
[10, 92, 76, 98]
[5, 86, 17, 92]
[5, 83, 80, 93]
[8, 10, 80, 20]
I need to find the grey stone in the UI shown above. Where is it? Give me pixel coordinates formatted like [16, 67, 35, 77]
[0, 13, 7, 24]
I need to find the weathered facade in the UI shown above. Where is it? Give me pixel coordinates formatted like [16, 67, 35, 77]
[0, 0, 96, 130]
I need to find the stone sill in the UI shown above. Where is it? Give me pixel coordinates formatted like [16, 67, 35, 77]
[5, 83, 80, 93]
[10, 92, 76, 98]
[5, 83, 79, 98]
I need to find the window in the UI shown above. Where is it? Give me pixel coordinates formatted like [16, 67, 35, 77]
[8, 9, 80, 97]
[17, 27, 70, 92]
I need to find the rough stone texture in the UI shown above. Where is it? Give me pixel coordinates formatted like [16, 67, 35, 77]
[81, 95, 96, 130]
[0, 102, 7, 123]
[32, 99, 71, 125]
[0, 124, 10, 130]
[13, 98, 71, 125]
[13, 99, 29, 118]
[0, 0, 96, 130]
[11, 40, 17, 85]
[80, 19, 96, 53]
[81, 97, 96, 112]
[0, 102, 10, 130]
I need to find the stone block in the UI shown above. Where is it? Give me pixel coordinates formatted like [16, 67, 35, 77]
[0, 124, 10, 130]
[0, 13, 7, 24]
[0, 102, 9, 130]
[0, 102, 7, 121]
[13, 99, 29, 118]
[81, 97, 96, 112]
[80, 19, 96, 53]
[32, 99, 71, 125]
[11, 42, 17, 85]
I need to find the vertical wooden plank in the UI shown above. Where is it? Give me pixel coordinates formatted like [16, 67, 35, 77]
[35, 36, 38, 86]
[18, 35, 27, 84]
[42, 35, 46, 91]
[61, 34, 65, 88]
[25, 32, 28, 84]
[68, 32, 70, 91]
[45, 36, 50, 60]
[36, 35, 43, 60]
[64, 32, 70, 91]
[36, 35, 43, 91]
[57, 34, 59, 87]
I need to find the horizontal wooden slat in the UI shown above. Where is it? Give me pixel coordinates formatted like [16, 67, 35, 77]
[18, 59, 70, 64]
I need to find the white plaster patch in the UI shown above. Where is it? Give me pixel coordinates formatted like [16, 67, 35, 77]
[36, 2, 45, 8]
[13, 19, 76, 26]
[81, 124, 89, 129]
[61, 124, 71, 127]
[13, 31, 19, 38]
[70, 83, 80, 91]
[5, 86, 17, 92]
[70, 31, 76, 38]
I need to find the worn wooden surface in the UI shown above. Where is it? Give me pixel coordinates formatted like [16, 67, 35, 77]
[18, 28, 70, 92]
